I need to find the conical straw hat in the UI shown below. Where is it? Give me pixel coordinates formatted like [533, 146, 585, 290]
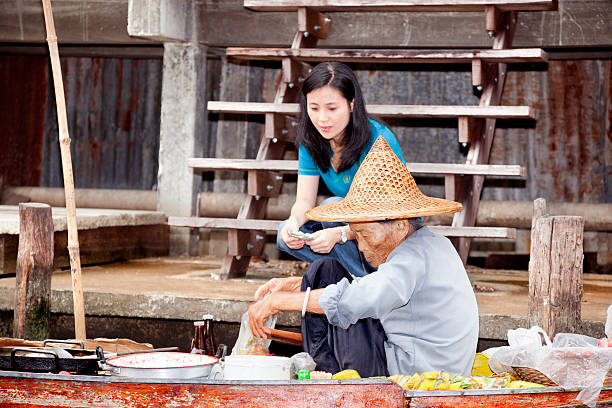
[306, 137, 463, 222]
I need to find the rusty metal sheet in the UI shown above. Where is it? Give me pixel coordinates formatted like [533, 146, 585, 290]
[489, 60, 611, 203]
[41, 56, 162, 190]
[0, 55, 48, 187]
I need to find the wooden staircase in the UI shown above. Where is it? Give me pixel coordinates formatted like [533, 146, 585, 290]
[169, 0, 556, 279]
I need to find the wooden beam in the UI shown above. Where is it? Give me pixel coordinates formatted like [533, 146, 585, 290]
[247, 170, 283, 197]
[485, 5, 501, 34]
[297, 7, 332, 39]
[458, 116, 482, 144]
[226, 47, 549, 63]
[189, 158, 525, 176]
[471, 59, 485, 88]
[13, 203, 53, 340]
[168, 216, 517, 238]
[244, 1, 558, 12]
[207, 101, 535, 119]
[228, 229, 267, 256]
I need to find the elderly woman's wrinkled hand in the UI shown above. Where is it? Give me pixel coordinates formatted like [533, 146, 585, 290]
[254, 277, 302, 302]
[248, 296, 275, 339]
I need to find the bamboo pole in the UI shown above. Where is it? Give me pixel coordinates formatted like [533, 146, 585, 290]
[41, 0, 86, 340]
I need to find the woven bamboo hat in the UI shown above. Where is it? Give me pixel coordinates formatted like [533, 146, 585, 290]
[305, 137, 463, 222]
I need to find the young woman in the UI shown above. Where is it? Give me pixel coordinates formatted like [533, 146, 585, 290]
[277, 62, 405, 277]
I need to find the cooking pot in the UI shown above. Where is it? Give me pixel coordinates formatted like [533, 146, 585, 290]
[98, 345, 226, 379]
[223, 355, 291, 380]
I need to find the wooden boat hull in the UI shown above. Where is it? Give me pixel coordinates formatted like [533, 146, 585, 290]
[1, 370, 611, 407]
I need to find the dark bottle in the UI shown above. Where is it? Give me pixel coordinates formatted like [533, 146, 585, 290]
[202, 314, 217, 357]
[191, 314, 216, 356]
[190, 320, 205, 354]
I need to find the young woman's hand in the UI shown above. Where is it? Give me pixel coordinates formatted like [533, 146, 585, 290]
[253, 277, 302, 302]
[305, 227, 342, 254]
[280, 217, 305, 249]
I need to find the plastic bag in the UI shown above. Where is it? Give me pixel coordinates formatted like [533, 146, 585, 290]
[507, 326, 551, 349]
[231, 310, 277, 356]
[290, 352, 316, 378]
[489, 326, 612, 408]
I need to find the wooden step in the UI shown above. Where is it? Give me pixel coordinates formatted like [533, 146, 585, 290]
[208, 101, 535, 119]
[188, 158, 526, 177]
[244, 1, 557, 12]
[168, 217, 517, 239]
[227, 48, 549, 64]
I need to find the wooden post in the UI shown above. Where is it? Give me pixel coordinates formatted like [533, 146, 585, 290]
[41, 0, 86, 339]
[13, 203, 54, 340]
[528, 198, 584, 338]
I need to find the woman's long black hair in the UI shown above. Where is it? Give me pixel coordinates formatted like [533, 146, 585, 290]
[296, 62, 371, 173]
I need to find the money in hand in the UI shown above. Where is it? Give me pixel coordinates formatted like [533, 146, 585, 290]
[289, 231, 315, 241]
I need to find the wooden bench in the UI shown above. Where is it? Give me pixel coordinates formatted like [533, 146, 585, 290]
[169, 217, 517, 239]
[188, 158, 525, 177]
[243, 0, 558, 12]
[226, 48, 548, 64]
[208, 101, 535, 119]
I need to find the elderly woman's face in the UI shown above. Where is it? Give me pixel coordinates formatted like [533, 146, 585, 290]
[350, 220, 409, 268]
[306, 85, 353, 144]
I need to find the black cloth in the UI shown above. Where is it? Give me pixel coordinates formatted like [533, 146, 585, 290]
[300, 258, 389, 377]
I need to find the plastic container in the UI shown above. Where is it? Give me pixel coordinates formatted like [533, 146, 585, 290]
[223, 355, 292, 380]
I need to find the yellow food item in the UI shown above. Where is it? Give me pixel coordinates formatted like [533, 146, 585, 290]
[508, 380, 547, 388]
[417, 379, 437, 391]
[389, 369, 548, 391]
[472, 352, 494, 377]
[331, 369, 361, 379]
[421, 371, 441, 380]
[389, 374, 410, 387]
[435, 381, 451, 390]
[405, 373, 422, 390]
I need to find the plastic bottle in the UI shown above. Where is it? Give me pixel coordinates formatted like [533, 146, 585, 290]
[202, 314, 217, 357]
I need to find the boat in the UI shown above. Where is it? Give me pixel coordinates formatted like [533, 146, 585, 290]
[1, 369, 611, 407]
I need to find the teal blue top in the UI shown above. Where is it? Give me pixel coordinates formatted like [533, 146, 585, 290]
[298, 119, 406, 197]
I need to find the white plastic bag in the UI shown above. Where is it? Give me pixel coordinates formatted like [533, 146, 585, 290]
[231, 310, 277, 356]
[507, 326, 551, 349]
[489, 326, 612, 408]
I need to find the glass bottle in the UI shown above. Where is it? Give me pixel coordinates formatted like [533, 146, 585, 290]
[190, 320, 205, 354]
[202, 314, 217, 357]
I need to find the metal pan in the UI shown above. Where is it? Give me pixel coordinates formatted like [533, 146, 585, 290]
[98, 344, 227, 379]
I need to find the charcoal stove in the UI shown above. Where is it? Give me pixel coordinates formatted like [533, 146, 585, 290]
[0, 339, 103, 375]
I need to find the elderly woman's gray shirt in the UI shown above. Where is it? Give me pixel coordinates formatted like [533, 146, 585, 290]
[318, 226, 479, 376]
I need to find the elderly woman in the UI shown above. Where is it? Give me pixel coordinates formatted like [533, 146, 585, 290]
[249, 137, 479, 378]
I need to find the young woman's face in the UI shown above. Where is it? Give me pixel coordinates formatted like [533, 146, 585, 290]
[306, 85, 354, 143]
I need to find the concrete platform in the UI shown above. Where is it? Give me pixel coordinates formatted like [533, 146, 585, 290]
[0, 206, 169, 275]
[0, 205, 167, 234]
[0, 256, 610, 343]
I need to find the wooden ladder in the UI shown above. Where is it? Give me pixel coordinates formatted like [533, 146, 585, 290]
[169, 0, 556, 279]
